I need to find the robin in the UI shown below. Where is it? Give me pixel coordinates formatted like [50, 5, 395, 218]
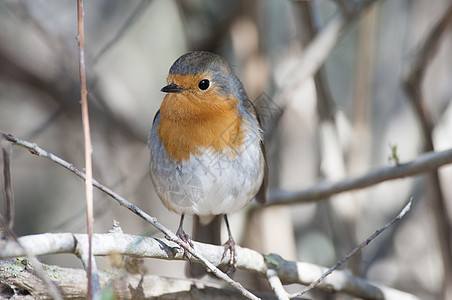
[148, 51, 268, 270]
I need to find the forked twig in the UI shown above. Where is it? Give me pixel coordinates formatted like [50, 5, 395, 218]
[291, 197, 414, 298]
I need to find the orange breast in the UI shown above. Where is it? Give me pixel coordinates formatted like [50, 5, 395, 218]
[157, 91, 246, 162]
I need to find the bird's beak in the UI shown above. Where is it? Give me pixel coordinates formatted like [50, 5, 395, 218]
[161, 83, 185, 93]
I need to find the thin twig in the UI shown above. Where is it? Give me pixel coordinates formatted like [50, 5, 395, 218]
[268, 147, 452, 205]
[291, 197, 414, 298]
[2, 146, 13, 230]
[1, 133, 259, 300]
[76, 1, 97, 298]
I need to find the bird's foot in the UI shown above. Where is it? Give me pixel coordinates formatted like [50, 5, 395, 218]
[175, 226, 194, 248]
[173, 226, 195, 263]
[221, 235, 237, 274]
[167, 215, 194, 261]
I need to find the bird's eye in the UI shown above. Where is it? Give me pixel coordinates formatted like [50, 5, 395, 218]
[198, 79, 210, 90]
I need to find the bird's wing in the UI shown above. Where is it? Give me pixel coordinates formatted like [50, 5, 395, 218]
[152, 109, 161, 125]
[243, 98, 268, 204]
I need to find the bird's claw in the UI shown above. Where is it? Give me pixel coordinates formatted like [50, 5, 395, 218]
[173, 226, 194, 262]
[176, 227, 194, 248]
[221, 235, 237, 273]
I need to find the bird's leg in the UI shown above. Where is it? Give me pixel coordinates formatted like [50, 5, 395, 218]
[175, 214, 194, 247]
[170, 214, 194, 263]
[222, 215, 237, 273]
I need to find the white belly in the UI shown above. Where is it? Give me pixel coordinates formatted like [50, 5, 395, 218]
[149, 136, 264, 217]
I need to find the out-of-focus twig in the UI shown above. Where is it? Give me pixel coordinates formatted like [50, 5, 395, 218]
[0, 47, 143, 143]
[269, 147, 452, 205]
[349, 2, 378, 174]
[297, 0, 361, 271]
[2, 146, 13, 230]
[291, 197, 414, 298]
[266, 0, 381, 141]
[1, 133, 259, 300]
[297, 0, 336, 123]
[91, 0, 153, 63]
[402, 4, 452, 298]
[331, 0, 351, 13]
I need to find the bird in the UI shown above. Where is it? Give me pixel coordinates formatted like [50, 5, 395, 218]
[148, 51, 268, 271]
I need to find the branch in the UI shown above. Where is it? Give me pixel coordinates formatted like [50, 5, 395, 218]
[0, 232, 419, 300]
[0, 259, 275, 299]
[268, 147, 452, 205]
[0, 133, 258, 300]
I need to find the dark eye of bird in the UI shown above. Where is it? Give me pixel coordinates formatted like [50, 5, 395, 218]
[198, 79, 210, 90]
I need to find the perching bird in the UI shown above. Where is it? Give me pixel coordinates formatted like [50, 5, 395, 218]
[148, 51, 267, 270]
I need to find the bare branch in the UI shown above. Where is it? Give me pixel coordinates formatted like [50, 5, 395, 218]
[269, 147, 452, 205]
[0, 232, 419, 300]
[292, 197, 414, 298]
[0, 259, 277, 299]
[1, 133, 259, 300]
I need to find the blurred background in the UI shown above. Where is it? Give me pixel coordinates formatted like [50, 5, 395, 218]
[1, 0, 452, 299]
